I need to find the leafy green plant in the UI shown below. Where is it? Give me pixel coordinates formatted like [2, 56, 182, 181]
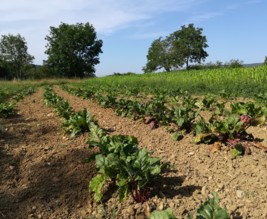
[12, 87, 35, 101]
[202, 95, 216, 110]
[115, 98, 145, 120]
[213, 114, 246, 141]
[43, 86, 63, 106]
[231, 101, 266, 123]
[97, 94, 116, 108]
[148, 208, 177, 219]
[89, 132, 165, 203]
[144, 95, 170, 129]
[55, 100, 74, 119]
[0, 102, 15, 118]
[231, 143, 245, 159]
[193, 193, 230, 219]
[63, 108, 95, 137]
[168, 105, 200, 141]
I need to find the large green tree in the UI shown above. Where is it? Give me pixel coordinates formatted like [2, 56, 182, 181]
[0, 34, 34, 79]
[143, 23, 208, 72]
[45, 22, 103, 78]
[143, 37, 182, 72]
[171, 24, 208, 69]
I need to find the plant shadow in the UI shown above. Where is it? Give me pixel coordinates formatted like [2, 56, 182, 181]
[151, 175, 201, 199]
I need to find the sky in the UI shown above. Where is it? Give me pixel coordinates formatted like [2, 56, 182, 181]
[1, 0, 267, 77]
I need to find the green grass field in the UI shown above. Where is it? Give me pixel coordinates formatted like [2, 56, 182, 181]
[77, 65, 267, 98]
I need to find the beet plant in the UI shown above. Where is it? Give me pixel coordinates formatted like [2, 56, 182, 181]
[88, 127, 167, 203]
[194, 105, 267, 153]
[169, 106, 200, 140]
[0, 102, 15, 118]
[189, 192, 230, 219]
[55, 100, 74, 119]
[115, 98, 145, 120]
[144, 95, 170, 129]
[62, 108, 96, 137]
[96, 94, 116, 108]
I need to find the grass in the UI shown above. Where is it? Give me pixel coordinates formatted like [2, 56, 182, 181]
[77, 65, 267, 98]
[0, 79, 81, 102]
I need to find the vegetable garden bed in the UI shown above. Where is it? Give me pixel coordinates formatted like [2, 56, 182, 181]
[0, 85, 266, 219]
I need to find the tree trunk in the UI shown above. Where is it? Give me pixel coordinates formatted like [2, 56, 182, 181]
[186, 57, 189, 70]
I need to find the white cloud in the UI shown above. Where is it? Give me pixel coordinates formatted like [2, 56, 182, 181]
[0, 0, 202, 64]
[0, 0, 200, 34]
[188, 12, 222, 23]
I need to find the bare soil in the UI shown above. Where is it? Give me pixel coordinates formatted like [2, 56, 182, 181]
[0, 87, 266, 219]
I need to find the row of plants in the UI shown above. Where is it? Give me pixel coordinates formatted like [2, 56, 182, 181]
[43, 86, 170, 203]
[43, 86, 94, 137]
[44, 86, 230, 218]
[0, 87, 36, 118]
[61, 85, 267, 158]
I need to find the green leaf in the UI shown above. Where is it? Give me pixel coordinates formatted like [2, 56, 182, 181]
[149, 208, 177, 219]
[171, 132, 184, 141]
[231, 144, 244, 159]
[88, 122, 106, 148]
[196, 193, 230, 219]
[117, 178, 129, 201]
[89, 174, 106, 202]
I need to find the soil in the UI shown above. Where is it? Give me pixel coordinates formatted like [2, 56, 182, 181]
[0, 87, 266, 219]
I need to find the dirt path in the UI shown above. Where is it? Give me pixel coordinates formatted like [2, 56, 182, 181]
[0, 87, 266, 218]
[0, 89, 96, 219]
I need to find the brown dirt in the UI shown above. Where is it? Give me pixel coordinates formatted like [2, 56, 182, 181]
[0, 87, 267, 219]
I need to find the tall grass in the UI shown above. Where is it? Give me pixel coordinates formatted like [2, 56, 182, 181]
[78, 65, 267, 97]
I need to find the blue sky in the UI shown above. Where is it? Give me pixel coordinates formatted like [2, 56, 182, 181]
[1, 0, 266, 77]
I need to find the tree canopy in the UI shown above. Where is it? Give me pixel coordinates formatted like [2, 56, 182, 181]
[0, 34, 34, 79]
[143, 23, 208, 73]
[45, 22, 103, 78]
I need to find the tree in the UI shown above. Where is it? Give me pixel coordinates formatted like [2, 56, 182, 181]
[0, 34, 34, 79]
[45, 22, 103, 78]
[143, 37, 183, 73]
[226, 59, 243, 68]
[143, 23, 208, 72]
[171, 24, 208, 69]
[143, 38, 169, 72]
[264, 56, 267, 65]
[0, 60, 10, 79]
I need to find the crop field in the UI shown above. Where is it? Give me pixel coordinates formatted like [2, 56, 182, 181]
[0, 66, 267, 219]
